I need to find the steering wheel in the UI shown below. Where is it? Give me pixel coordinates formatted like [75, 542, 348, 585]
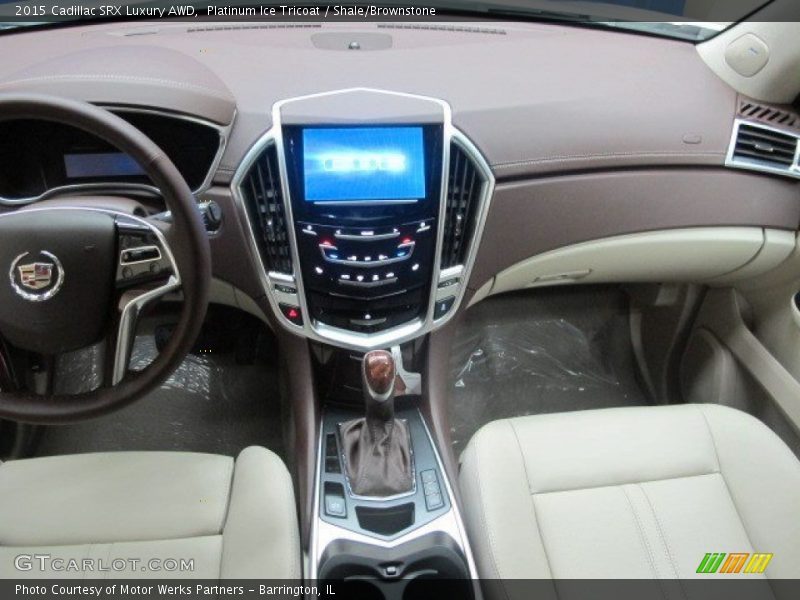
[0, 94, 210, 423]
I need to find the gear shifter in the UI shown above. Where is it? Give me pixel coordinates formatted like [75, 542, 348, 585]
[338, 350, 413, 497]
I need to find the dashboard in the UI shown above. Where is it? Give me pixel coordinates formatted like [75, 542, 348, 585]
[0, 20, 799, 351]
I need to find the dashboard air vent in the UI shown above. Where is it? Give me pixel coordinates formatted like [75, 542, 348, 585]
[738, 100, 799, 130]
[732, 123, 798, 170]
[441, 143, 485, 269]
[239, 144, 293, 275]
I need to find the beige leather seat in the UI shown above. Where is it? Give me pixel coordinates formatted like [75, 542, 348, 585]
[459, 404, 800, 585]
[0, 446, 300, 579]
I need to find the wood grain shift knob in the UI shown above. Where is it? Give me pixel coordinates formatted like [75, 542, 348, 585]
[362, 349, 395, 398]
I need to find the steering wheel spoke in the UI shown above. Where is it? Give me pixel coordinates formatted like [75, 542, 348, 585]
[108, 215, 182, 386]
[108, 275, 180, 386]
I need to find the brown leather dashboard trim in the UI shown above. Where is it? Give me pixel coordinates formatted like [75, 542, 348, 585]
[468, 168, 800, 291]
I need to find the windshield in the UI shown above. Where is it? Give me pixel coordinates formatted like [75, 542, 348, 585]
[0, 0, 777, 41]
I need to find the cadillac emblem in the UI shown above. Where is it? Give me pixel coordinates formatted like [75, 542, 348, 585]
[19, 262, 54, 290]
[9, 251, 64, 302]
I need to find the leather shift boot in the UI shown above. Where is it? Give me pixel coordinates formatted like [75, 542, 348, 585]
[339, 416, 413, 497]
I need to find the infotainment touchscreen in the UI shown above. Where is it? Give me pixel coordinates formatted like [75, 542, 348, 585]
[302, 127, 426, 202]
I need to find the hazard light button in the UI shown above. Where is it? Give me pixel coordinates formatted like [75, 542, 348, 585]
[279, 304, 303, 325]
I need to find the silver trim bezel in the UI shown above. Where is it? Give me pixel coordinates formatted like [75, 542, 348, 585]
[725, 118, 800, 180]
[230, 88, 495, 352]
[0, 106, 230, 206]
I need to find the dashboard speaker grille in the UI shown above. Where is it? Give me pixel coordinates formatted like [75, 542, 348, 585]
[733, 123, 797, 169]
[441, 143, 485, 269]
[738, 100, 799, 130]
[240, 144, 293, 275]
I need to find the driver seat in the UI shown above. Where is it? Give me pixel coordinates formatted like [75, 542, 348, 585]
[0, 446, 301, 579]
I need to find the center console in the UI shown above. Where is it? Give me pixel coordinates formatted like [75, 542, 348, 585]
[232, 89, 493, 593]
[233, 88, 493, 352]
[310, 349, 478, 598]
[283, 124, 443, 337]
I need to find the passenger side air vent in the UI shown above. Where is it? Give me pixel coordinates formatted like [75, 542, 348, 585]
[738, 100, 799, 130]
[441, 143, 486, 269]
[731, 122, 798, 171]
[239, 144, 293, 275]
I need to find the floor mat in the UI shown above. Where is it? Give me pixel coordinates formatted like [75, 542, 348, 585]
[35, 336, 284, 459]
[449, 286, 650, 453]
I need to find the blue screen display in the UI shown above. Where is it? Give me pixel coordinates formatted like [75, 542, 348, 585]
[64, 153, 145, 179]
[302, 127, 426, 202]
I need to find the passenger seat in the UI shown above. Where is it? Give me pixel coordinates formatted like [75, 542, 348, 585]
[459, 404, 800, 587]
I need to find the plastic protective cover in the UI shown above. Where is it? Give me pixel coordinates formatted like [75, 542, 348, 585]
[449, 288, 649, 452]
[45, 335, 283, 457]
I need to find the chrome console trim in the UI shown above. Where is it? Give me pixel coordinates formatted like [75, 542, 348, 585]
[231, 88, 495, 352]
[0, 106, 230, 206]
[725, 117, 800, 180]
[308, 409, 479, 582]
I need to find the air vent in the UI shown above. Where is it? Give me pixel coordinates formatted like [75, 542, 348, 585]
[738, 100, 799, 130]
[441, 144, 486, 269]
[732, 123, 798, 170]
[239, 144, 293, 275]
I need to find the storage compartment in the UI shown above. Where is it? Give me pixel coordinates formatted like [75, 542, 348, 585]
[318, 532, 473, 600]
[490, 227, 786, 295]
[356, 503, 415, 536]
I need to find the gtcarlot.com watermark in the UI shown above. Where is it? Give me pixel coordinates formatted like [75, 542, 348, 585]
[15, 554, 194, 573]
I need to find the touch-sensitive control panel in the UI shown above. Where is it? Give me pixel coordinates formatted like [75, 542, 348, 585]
[296, 219, 436, 333]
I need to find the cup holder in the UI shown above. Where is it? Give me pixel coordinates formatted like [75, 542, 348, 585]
[318, 532, 473, 600]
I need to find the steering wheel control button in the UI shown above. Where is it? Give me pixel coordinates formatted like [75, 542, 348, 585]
[115, 225, 173, 287]
[9, 250, 65, 302]
[279, 303, 303, 325]
[434, 296, 456, 319]
[120, 246, 161, 264]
